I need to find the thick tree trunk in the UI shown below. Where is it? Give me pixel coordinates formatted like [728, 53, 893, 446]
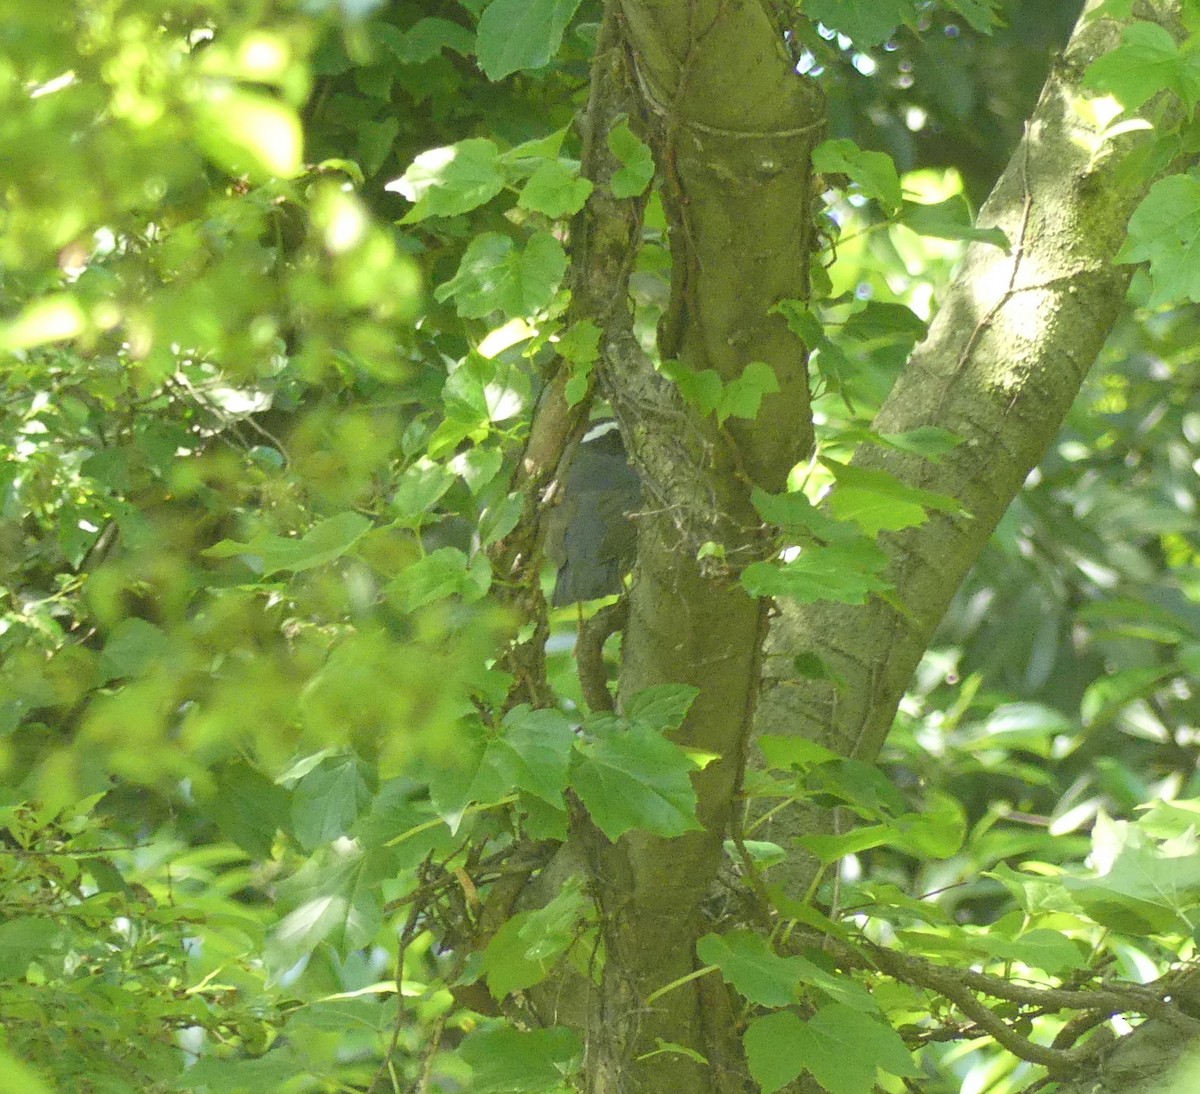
[555, 4, 822, 1091]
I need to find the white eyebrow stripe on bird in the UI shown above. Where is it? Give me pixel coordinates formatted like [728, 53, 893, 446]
[581, 419, 621, 444]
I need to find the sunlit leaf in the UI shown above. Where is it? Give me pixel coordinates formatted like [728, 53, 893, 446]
[194, 89, 303, 180]
[387, 139, 505, 222]
[476, 0, 585, 80]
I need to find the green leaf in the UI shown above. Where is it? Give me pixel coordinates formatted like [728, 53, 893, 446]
[813, 139, 903, 213]
[772, 298, 824, 347]
[388, 138, 505, 222]
[389, 547, 491, 611]
[492, 705, 574, 808]
[0, 293, 85, 351]
[476, 0, 585, 81]
[718, 361, 779, 423]
[976, 928, 1087, 975]
[624, 684, 699, 733]
[291, 755, 371, 851]
[607, 120, 654, 198]
[483, 910, 566, 997]
[272, 843, 395, 958]
[206, 760, 292, 858]
[383, 17, 475, 64]
[772, 298, 859, 403]
[204, 512, 371, 575]
[460, 1025, 580, 1092]
[356, 116, 400, 176]
[1116, 172, 1200, 305]
[500, 128, 570, 165]
[841, 301, 928, 343]
[1083, 21, 1200, 112]
[454, 446, 505, 494]
[479, 491, 525, 548]
[751, 486, 842, 538]
[823, 458, 966, 535]
[558, 319, 601, 405]
[518, 876, 588, 959]
[0, 917, 59, 978]
[1080, 665, 1173, 726]
[942, 0, 1002, 33]
[744, 1010, 809, 1094]
[557, 319, 601, 366]
[194, 89, 302, 181]
[174, 1048, 305, 1092]
[1140, 798, 1200, 840]
[758, 735, 841, 771]
[1063, 840, 1200, 934]
[0, 1049, 53, 1094]
[745, 1006, 917, 1094]
[807, 757, 908, 816]
[703, 932, 881, 1013]
[877, 426, 962, 460]
[724, 838, 787, 868]
[518, 159, 593, 217]
[391, 458, 457, 525]
[888, 790, 967, 858]
[801, 0, 917, 47]
[741, 539, 891, 606]
[570, 720, 703, 841]
[697, 930, 805, 1007]
[800, 825, 895, 863]
[661, 360, 724, 416]
[952, 701, 1074, 756]
[435, 231, 568, 319]
[97, 618, 168, 682]
[898, 197, 1011, 249]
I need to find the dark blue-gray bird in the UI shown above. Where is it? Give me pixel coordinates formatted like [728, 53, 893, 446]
[545, 420, 641, 606]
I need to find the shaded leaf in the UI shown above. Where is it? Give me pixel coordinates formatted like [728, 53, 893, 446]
[899, 196, 1010, 249]
[460, 1025, 581, 1092]
[291, 755, 371, 851]
[624, 684, 699, 733]
[204, 512, 371, 575]
[207, 760, 292, 858]
[0, 917, 59, 978]
[570, 721, 702, 841]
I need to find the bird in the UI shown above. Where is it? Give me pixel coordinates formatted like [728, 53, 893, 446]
[544, 420, 641, 606]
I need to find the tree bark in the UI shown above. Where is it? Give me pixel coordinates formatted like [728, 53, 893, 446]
[559, 3, 822, 1091]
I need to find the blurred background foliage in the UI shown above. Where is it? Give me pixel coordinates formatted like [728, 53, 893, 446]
[2, 0, 1199, 1091]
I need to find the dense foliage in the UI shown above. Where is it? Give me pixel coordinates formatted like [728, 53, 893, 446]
[3, 1, 1200, 1092]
